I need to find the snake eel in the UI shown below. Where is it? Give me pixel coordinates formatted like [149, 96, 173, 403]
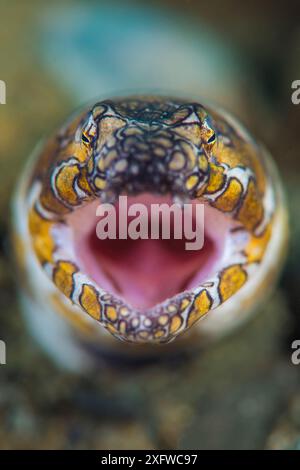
[12, 96, 288, 368]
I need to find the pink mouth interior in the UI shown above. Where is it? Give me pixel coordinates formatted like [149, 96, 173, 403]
[68, 194, 230, 310]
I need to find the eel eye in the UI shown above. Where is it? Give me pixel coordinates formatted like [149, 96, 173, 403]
[82, 132, 91, 145]
[80, 114, 98, 147]
[207, 132, 216, 144]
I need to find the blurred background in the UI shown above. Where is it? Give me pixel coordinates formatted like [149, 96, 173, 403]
[0, 0, 300, 450]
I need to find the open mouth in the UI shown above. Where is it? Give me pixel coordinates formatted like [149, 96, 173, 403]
[66, 193, 240, 313]
[25, 97, 275, 344]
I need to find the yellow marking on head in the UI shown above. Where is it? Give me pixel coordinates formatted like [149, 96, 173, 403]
[123, 127, 144, 137]
[138, 331, 149, 340]
[185, 174, 199, 191]
[187, 289, 212, 327]
[180, 298, 190, 311]
[92, 104, 106, 119]
[213, 140, 244, 169]
[174, 124, 201, 146]
[158, 314, 169, 326]
[131, 317, 140, 328]
[213, 133, 267, 194]
[181, 141, 196, 169]
[167, 303, 177, 313]
[97, 116, 126, 149]
[237, 179, 264, 231]
[76, 143, 92, 163]
[198, 154, 208, 172]
[39, 189, 70, 216]
[219, 265, 247, 302]
[154, 137, 173, 148]
[206, 163, 226, 194]
[115, 159, 128, 172]
[55, 164, 80, 205]
[119, 320, 127, 335]
[62, 142, 90, 164]
[169, 152, 185, 170]
[120, 306, 130, 317]
[170, 315, 183, 334]
[154, 329, 165, 339]
[213, 177, 243, 212]
[28, 208, 55, 263]
[79, 284, 101, 320]
[245, 223, 272, 263]
[53, 261, 78, 299]
[105, 305, 118, 323]
[103, 149, 118, 168]
[97, 158, 105, 172]
[94, 176, 107, 190]
[153, 147, 166, 157]
[165, 107, 190, 125]
[77, 168, 93, 196]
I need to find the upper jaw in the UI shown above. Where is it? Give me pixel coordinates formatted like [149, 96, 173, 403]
[87, 125, 210, 204]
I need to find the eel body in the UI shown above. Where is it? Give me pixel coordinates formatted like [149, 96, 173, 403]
[12, 96, 288, 370]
